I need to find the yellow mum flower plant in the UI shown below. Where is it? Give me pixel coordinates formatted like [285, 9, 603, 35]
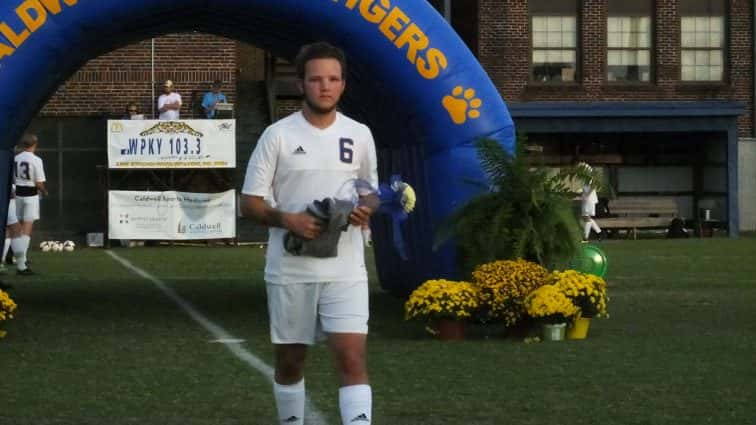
[471, 259, 548, 326]
[405, 279, 480, 322]
[524, 284, 579, 325]
[549, 270, 609, 318]
[0, 289, 18, 339]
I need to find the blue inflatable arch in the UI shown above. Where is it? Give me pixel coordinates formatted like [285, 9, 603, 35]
[0, 0, 514, 293]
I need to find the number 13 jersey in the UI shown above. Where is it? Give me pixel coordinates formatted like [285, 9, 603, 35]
[14, 151, 46, 189]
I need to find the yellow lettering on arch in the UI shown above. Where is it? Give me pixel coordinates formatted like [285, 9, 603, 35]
[338, 0, 360, 9]
[17, 0, 48, 32]
[38, 0, 77, 15]
[416, 48, 448, 80]
[0, 41, 15, 60]
[0, 22, 30, 48]
[378, 6, 409, 41]
[359, 0, 389, 24]
[394, 23, 428, 64]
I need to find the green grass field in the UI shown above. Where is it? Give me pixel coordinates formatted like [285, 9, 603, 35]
[1, 239, 755, 424]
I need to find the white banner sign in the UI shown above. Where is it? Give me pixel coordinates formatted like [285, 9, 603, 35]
[109, 190, 236, 240]
[107, 119, 236, 169]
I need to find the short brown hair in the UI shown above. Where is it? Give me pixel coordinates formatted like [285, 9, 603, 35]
[294, 41, 347, 79]
[20, 133, 38, 149]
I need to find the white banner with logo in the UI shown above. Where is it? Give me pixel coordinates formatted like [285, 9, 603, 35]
[108, 190, 236, 240]
[107, 119, 236, 169]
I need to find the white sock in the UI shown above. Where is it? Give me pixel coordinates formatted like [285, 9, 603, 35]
[21, 235, 31, 264]
[11, 237, 26, 270]
[339, 384, 372, 425]
[2, 238, 10, 264]
[273, 379, 305, 425]
[583, 220, 592, 239]
[590, 219, 601, 234]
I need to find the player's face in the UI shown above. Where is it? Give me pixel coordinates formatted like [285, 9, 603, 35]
[301, 58, 345, 115]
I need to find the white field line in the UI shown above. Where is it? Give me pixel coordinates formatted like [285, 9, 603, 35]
[106, 250, 330, 425]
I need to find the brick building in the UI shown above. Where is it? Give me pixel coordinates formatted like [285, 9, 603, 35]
[475, 0, 755, 234]
[31, 0, 756, 239]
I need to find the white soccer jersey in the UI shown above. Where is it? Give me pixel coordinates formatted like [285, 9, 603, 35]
[242, 111, 379, 285]
[14, 151, 46, 188]
[581, 185, 598, 216]
[158, 92, 182, 120]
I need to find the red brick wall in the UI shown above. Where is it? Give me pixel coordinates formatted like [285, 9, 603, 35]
[41, 34, 239, 118]
[479, 0, 754, 136]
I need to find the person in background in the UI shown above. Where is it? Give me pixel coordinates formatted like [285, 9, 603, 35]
[581, 179, 603, 242]
[201, 79, 228, 119]
[1, 184, 26, 281]
[123, 103, 144, 120]
[157, 80, 181, 120]
[14, 132, 48, 275]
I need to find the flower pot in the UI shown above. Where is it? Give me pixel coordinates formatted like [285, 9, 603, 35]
[567, 317, 591, 339]
[542, 323, 566, 341]
[438, 318, 466, 341]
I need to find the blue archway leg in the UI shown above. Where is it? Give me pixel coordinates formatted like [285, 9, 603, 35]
[0, 150, 12, 258]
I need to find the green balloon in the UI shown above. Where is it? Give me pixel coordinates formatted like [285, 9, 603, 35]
[570, 244, 608, 277]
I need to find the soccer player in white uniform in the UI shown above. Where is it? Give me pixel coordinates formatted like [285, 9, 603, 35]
[581, 182, 602, 241]
[1, 185, 20, 278]
[14, 133, 48, 275]
[157, 79, 182, 120]
[3, 185, 23, 269]
[241, 42, 379, 425]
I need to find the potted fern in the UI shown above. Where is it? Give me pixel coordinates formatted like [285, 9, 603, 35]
[435, 134, 582, 274]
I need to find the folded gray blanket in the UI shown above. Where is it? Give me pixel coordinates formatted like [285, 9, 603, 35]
[284, 198, 354, 258]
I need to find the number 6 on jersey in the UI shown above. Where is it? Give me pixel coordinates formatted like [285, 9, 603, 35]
[339, 138, 354, 164]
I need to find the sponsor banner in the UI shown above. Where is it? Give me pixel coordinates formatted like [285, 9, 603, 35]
[107, 119, 236, 169]
[109, 190, 236, 240]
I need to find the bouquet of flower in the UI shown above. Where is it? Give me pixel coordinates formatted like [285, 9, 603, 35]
[524, 284, 579, 324]
[405, 279, 480, 321]
[471, 259, 548, 326]
[549, 269, 609, 318]
[0, 289, 18, 339]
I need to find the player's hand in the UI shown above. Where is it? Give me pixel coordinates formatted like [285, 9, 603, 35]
[283, 212, 322, 240]
[349, 205, 372, 227]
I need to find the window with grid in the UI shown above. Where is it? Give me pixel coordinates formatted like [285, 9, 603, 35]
[680, 0, 725, 81]
[530, 0, 578, 83]
[607, 0, 652, 82]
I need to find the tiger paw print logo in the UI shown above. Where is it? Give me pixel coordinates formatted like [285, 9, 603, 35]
[442, 86, 482, 125]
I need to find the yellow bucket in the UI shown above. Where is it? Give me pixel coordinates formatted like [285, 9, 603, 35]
[567, 317, 591, 339]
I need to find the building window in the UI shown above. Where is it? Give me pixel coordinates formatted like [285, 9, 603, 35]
[680, 0, 725, 81]
[607, 0, 652, 82]
[530, 0, 578, 83]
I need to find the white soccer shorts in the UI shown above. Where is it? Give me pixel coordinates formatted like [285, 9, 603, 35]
[266, 280, 369, 345]
[6, 199, 18, 226]
[16, 195, 40, 222]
